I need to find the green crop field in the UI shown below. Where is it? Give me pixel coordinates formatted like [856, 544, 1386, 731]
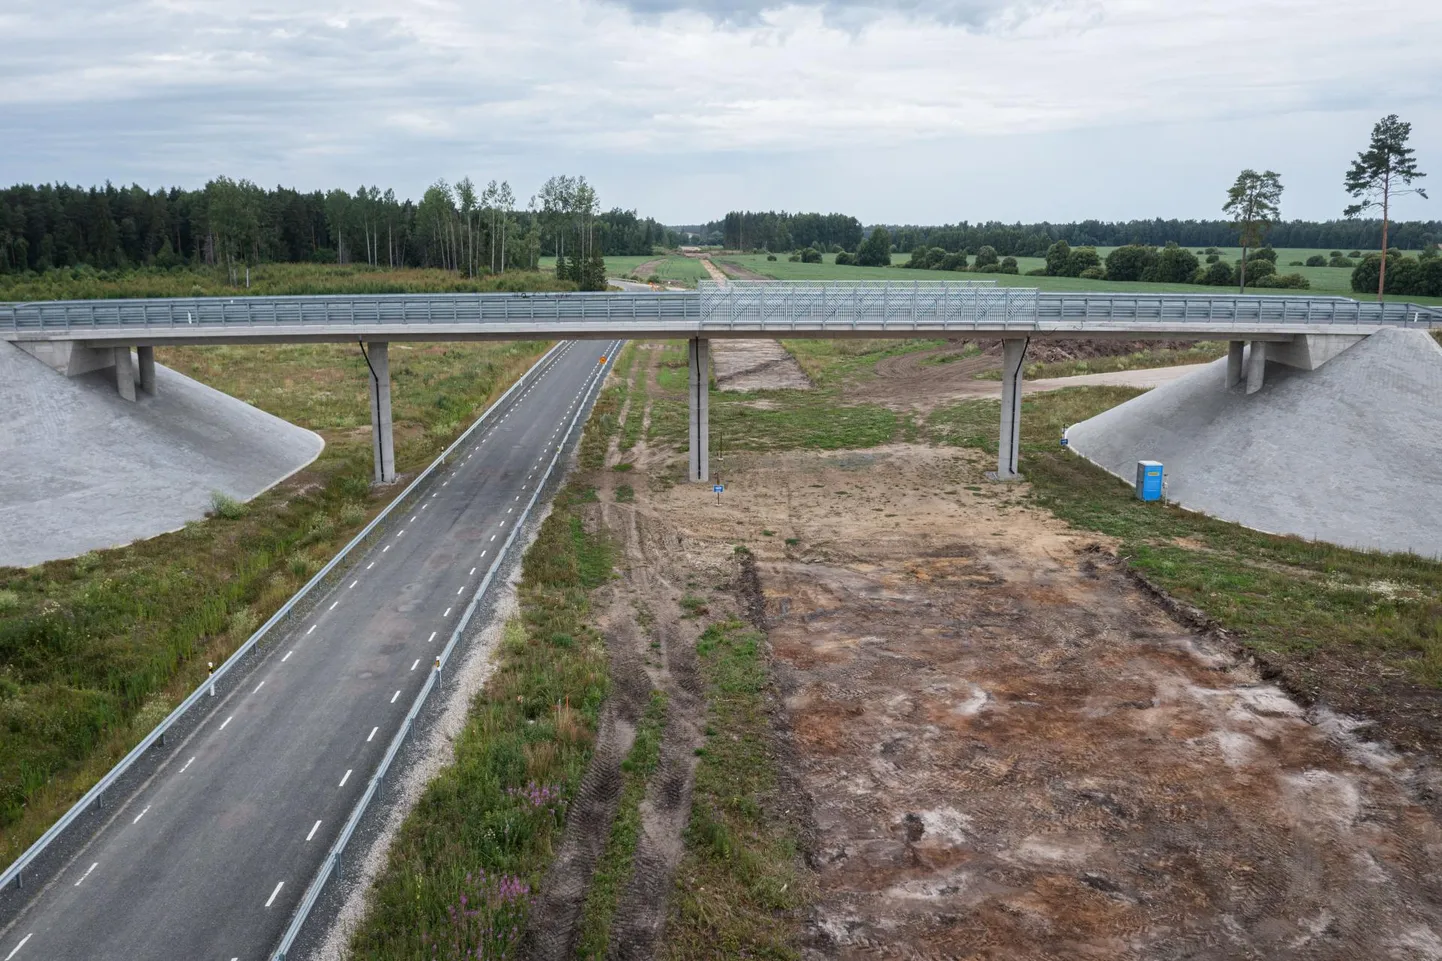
[538, 254, 711, 286]
[722, 251, 1442, 305]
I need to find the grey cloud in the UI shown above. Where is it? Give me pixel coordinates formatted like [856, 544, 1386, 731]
[605, 0, 1049, 28]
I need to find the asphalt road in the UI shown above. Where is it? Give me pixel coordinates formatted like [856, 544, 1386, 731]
[0, 338, 619, 961]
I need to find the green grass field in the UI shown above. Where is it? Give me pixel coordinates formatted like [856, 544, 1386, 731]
[723, 250, 1442, 305]
[538, 255, 711, 287]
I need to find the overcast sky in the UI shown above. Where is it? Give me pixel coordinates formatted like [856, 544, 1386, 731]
[2, 0, 1438, 225]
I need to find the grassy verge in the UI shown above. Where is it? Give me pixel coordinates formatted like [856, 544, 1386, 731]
[0, 264, 573, 300]
[972, 343, 1227, 380]
[349, 481, 614, 957]
[0, 339, 549, 863]
[662, 614, 808, 960]
[576, 690, 669, 959]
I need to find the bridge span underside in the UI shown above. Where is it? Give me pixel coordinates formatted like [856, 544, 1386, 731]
[4, 282, 1439, 484]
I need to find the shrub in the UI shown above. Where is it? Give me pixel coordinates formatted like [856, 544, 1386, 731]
[646, 274, 662, 284]
[209, 491, 248, 519]
[1252, 272, 1310, 289]
[0, 589, 18, 613]
[1152, 243, 1200, 284]
[1252, 246, 1277, 263]
[1205, 247, 1220, 255]
[828, 244, 844, 254]
[973, 246, 999, 268]
[833, 251, 856, 266]
[1354, 255, 1442, 296]
[1045, 240, 1072, 276]
[1331, 250, 1343, 258]
[1197, 259, 1235, 286]
[1105, 244, 1155, 282]
[766, 254, 777, 261]
[1064, 247, 1102, 277]
[973, 264, 1000, 273]
[1289, 260, 1304, 267]
[999, 256, 1019, 274]
[1240, 257, 1276, 284]
[855, 227, 892, 267]
[1329, 255, 1354, 268]
[940, 252, 967, 271]
[1205, 253, 1221, 264]
[799, 247, 822, 264]
[787, 254, 800, 262]
[1304, 255, 1325, 267]
[1349, 250, 1362, 258]
[1078, 266, 1106, 280]
[1025, 267, 1048, 276]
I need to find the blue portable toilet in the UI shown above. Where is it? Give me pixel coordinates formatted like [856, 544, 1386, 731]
[1135, 461, 1164, 502]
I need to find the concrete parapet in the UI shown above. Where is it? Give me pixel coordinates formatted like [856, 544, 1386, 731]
[1227, 341, 1244, 389]
[1245, 341, 1267, 395]
[115, 346, 136, 402]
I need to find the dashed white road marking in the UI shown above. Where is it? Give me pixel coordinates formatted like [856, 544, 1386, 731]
[411, 659, 420, 671]
[469, 567, 476, 576]
[457, 585, 465, 595]
[265, 881, 285, 908]
[443, 607, 452, 617]
[339, 769, 352, 787]
[282, 650, 293, 662]
[367, 562, 375, 570]
[306, 820, 322, 842]
[427, 631, 437, 643]
[180, 756, 196, 773]
[307, 625, 316, 635]
[382, 545, 390, 552]
[490, 534, 497, 542]
[5, 933, 33, 960]
[349, 580, 358, 589]
[390, 690, 401, 704]
[367, 726, 378, 742]
[480, 550, 487, 558]
[219, 715, 233, 731]
[74, 862, 98, 887]
[329, 601, 338, 611]
[132, 805, 150, 824]
[253, 681, 265, 694]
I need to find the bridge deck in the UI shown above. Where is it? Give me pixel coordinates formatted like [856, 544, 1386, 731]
[2, 282, 1437, 345]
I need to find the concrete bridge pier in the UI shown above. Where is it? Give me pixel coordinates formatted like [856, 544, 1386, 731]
[365, 342, 396, 485]
[115, 346, 136, 402]
[995, 338, 1027, 480]
[138, 346, 156, 395]
[1227, 341, 1245, 388]
[688, 338, 710, 483]
[1246, 341, 1268, 394]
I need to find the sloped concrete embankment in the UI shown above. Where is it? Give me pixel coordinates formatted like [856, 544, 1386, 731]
[0, 344, 324, 568]
[1066, 328, 1442, 557]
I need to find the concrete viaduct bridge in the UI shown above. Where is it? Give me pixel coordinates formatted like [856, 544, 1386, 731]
[4, 280, 1439, 483]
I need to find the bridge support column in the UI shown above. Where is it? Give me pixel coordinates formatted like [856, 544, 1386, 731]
[1246, 341, 1267, 395]
[995, 338, 1026, 480]
[114, 346, 136, 402]
[1226, 341, 1244, 388]
[137, 346, 156, 395]
[688, 338, 710, 483]
[366, 342, 396, 485]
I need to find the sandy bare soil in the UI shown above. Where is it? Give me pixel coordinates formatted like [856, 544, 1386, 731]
[712, 339, 812, 391]
[646, 444, 1442, 959]
[531, 343, 1442, 960]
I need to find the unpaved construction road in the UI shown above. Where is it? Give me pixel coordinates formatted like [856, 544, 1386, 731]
[539, 345, 1442, 959]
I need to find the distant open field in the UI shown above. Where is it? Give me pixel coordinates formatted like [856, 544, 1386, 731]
[719, 250, 1442, 305]
[539, 254, 710, 286]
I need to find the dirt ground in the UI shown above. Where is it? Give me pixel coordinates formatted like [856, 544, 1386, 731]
[535, 345, 1442, 960]
[846, 340, 1203, 413]
[712, 339, 812, 391]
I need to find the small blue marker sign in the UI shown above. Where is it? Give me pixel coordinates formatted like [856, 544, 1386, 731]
[713, 485, 725, 493]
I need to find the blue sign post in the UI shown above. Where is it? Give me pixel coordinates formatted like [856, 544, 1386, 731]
[713, 483, 724, 504]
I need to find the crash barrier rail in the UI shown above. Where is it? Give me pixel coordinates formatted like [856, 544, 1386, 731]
[3, 282, 1439, 336]
[0, 341, 570, 897]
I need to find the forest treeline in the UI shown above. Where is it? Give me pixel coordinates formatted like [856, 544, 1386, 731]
[706, 213, 1440, 256]
[0, 177, 682, 277]
[886, 219, 1441, 257]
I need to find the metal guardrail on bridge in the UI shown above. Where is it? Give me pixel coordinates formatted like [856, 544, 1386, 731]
[1, 281, 1438, 337]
